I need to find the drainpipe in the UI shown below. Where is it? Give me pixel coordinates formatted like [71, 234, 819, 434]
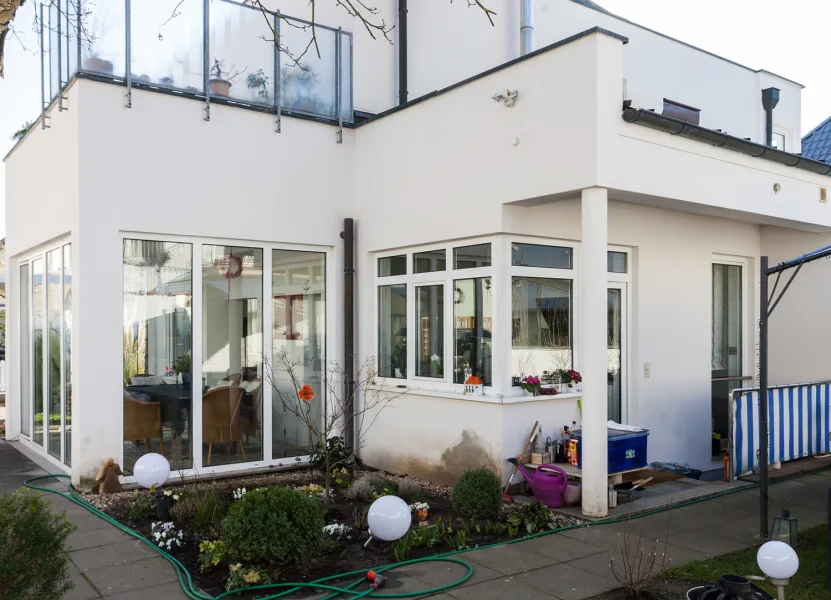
[762, 87, 780, 147]
[341, 219, 355, 450]
[520, 0, 534, 56]
[398, 0, 408, 105]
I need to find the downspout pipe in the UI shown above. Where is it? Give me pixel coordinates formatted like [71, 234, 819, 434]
[398, 0, 408, 105]
[520, 0, 534, 56]
[341, 218, 356, 450]
[762, 87, 780, 147]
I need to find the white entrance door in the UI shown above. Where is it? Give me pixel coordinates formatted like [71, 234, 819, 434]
[608, 283, 627, 423]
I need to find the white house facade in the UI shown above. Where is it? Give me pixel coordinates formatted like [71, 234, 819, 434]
[5, 0, 831, 518]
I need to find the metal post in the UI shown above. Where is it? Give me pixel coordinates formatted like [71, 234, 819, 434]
[125, 0, 132, 107]
[274, 11, 281, 133]
[760, 255, 770, 540]
[39, 3, 48, 130]
[349, 33, 353, 123]
[203, 0, 210, 121]
[398, 0, 407, 105]
[827, 487, 831, 590]
[341, 218, 355, 451]
[336, 27, 342, 143]
[76, 0, 81, 72]
[57, 0, 63, 111]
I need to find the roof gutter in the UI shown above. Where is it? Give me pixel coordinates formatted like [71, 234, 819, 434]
[622, 104, 831, 176]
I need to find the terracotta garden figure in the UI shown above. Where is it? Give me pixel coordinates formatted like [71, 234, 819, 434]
[95, 457, 123, 494]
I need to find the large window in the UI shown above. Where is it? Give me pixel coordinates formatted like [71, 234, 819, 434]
[378, 285, 407, 379]
[202, 245, 264, 467]
[123, 240, 193, 473]
[454, 278, 492, 385]
[19, 243, 72, 465]
[416, 285, 444, 378]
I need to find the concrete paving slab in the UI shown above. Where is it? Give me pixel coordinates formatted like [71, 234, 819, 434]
[564, 551, 618, 579]
[70, 540, 158, 571]
[98, 582, 193, 600]
[64, 563, 102, 600]
[461, 543, 560, 575]
[448, 575, 558, 599]
[83, 556, 178, 596]
[398, 557, 502, 588]
[667, 531, 752, 555]
[558, 524, 629, 550]
[518, 563, 619, 600]
[515, 535, 606, 563]
[67, 527, 134, 552]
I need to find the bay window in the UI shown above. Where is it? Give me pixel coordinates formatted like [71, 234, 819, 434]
[453, 277, 492, 385]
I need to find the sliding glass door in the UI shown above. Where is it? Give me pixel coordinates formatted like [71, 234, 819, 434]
[607, 285, 625, 424]
[712, 263, 743, 454]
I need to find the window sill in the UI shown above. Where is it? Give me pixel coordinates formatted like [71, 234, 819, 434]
[368, 382, 582, 405]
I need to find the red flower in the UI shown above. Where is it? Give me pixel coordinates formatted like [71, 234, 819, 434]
[298, 385, 315, 402]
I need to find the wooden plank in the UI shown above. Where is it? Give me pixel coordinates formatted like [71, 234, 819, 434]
[523, 463, 647, 481]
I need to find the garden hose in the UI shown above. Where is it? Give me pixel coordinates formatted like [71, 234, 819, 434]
[23, 464, 830, 600]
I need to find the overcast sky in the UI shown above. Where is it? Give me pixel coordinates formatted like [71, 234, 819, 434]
[1, 0, 829, 241]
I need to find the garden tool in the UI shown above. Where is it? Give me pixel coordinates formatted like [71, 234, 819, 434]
[502, 420, 539, 503]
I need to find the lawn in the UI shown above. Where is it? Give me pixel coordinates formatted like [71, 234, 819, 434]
[662, 524, 830, 600]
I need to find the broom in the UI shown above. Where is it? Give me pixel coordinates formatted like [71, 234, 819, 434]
[502, 420, 539, 503]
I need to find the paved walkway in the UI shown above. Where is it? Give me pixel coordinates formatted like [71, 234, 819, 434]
[2, 440, 829, 600]
[0, 441, 188, 600]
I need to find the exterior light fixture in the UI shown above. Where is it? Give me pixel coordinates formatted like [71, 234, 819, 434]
[757, 541, 799, 600]
[773, 183, 782, 193]
[492, 90, 518, 107]
[770, 508, 799, 549]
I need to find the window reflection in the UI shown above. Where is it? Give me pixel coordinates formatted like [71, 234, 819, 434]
[416, 285, 444, 378]
[272, 250, 326, 459]
[378, 285, 406, 378]
[202, 245, 263, 466]
[47, 249, 62, 460]
[32, 259, 44, 447]
[123, 240, 193, 472]
[20, 264, 31, 437]
[63, 245, 72, 465]
[454, 278, 492, 386]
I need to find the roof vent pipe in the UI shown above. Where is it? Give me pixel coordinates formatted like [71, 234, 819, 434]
[762, 87, 780, 147]
[520, 0, 534, 55]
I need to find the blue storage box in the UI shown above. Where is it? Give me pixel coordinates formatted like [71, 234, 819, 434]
[574, 428, 649, 473]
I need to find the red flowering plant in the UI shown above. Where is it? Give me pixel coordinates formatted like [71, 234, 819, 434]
[520, 375, 541, 394]
[561, 370, 582, 385]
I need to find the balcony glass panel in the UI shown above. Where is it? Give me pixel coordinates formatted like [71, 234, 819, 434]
[81, 0, 126, 77]
[340, 32, 352, 122]
[64, 0, 79, 83]
[210, 1, 275, 105]
[281, 18, 337, 119]
[48, 2, 59, 100]
[132, 0, 204, 92]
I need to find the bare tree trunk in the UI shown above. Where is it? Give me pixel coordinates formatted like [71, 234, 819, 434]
[0, 0, 25, 78]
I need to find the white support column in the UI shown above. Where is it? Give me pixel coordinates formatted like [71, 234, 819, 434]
[580, 187, 609, 518]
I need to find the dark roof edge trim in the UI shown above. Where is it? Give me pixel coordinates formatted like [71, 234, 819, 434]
[622, 106, 831, 177]
[356, 26, 628, 128]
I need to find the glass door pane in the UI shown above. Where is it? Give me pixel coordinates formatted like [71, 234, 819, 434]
[32, 258, 44, 447]
[712, 263, 742, 452]
[416, 285, 444, 378]
[20, 263, 31, 437]
[271, 250, 326, 459]
[47, 249, 62, 460]
[608, 288, 623, 423]
[63, 245, 72, 465]
[202, 245, 263, 466]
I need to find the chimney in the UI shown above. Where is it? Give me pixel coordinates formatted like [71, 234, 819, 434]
[762, 87, 780, 147]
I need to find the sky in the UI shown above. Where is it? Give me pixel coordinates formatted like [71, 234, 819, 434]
[0, 0, 830, 241]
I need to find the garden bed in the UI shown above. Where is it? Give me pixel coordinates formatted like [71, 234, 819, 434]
[82, 466, 583, 598]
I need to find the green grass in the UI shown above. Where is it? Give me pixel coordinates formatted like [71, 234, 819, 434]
[663, 524, 830, 600]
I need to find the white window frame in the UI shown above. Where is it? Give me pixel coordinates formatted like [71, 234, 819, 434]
[118, 231, 334, 483]
[772, 130, 788, 152]
[374, 237, 497, 395]
[16, 238, 72, 472]
[607, 245, 632, 424]
[712, 254, 753, 386]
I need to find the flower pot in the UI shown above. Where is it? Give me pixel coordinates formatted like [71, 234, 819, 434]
[83, 57, 114, 74]
[182, 373, 192, 391]
[210, 78, 232, 97]
[564, 484, 582, 506]
[155, 494, 175, 520]
[566, 384, 575, 394]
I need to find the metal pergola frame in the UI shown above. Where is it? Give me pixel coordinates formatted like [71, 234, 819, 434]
[758, 243, 831, 539]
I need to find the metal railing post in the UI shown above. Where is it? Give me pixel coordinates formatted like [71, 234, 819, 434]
[203, 0, 210, 121]
[125, 0, 132, 107]
[335, 27, 342, 143]
[76, 0, 82, 71]
[57, 0, 63, 110]
[274, 11, 281, 133]
[760, 255, 770, 540]
[39, 3, 49, 129]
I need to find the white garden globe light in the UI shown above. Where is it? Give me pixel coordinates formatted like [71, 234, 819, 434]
[133, 453, 171, 489]
[757, 541, 799, 580]
[367, 495, 411, 542]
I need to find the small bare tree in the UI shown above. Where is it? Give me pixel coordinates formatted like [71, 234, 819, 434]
[609, 509, 673, 598]
[263, 348, 404, 503]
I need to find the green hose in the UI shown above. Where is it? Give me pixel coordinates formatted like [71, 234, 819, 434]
[23, 464, 829, 600]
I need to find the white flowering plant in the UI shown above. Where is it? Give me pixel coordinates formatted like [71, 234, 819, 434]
[151, 521, 185, 552]
[161, 489, 180, 501]
[232, 488, 247, 500]
[322, 522, 354, 540]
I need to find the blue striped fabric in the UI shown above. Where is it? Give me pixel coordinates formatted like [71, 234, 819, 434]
[732, 383, 831, 478]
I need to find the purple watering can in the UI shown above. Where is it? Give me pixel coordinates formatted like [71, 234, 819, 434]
[507, 458, 568, 508]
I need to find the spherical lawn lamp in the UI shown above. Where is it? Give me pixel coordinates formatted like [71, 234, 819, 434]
[133, 453, 171, 489]
[757, 541, 799, 600]
[365, 495, 411, 546]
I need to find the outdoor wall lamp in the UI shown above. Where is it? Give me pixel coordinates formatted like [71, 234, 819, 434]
[492, 89, 518, 107]
[757, 541, 799, 600]
[770, 508, 799, 549]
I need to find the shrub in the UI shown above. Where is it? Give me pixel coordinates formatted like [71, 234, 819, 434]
[226, 563, 272, 592]
[127, 488, 155, 520]
[170, 485, 227, 535]
[221, 487, 324, 566]
[0, 488, 77, 600]
[345, 473, 400, 502]
[397, 479, 423, 501]
[506, 501, 559, 534]
[310, 436, 355, 473]
[451, 468, 501, 520]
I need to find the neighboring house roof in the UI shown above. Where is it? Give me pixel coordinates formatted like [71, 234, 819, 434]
[569, 0, 803, 88]
[801, 116, 831, 164]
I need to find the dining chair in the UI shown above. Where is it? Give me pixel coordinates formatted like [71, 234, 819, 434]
[123, 393, 165, 455]
[222, 373, 243, 386]
[202, 386, 246, 465]
[240, 378, 262, 444]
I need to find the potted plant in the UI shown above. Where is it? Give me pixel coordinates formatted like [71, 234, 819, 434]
[561, 369, 582, 393]
[172, 354, 192, 390]
[84, 51, 114, 75]
[155, 488, 179, 520]
[246, 68, 270, 102]
[520, 375, 541, 396]
[209, 58, 244, 97]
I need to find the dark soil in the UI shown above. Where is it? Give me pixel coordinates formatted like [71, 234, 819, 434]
[92, 470, 525, 598]
[584, 579, 695, 600]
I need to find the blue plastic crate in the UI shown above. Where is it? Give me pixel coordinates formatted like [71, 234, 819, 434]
[574, 429, 649, 474]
